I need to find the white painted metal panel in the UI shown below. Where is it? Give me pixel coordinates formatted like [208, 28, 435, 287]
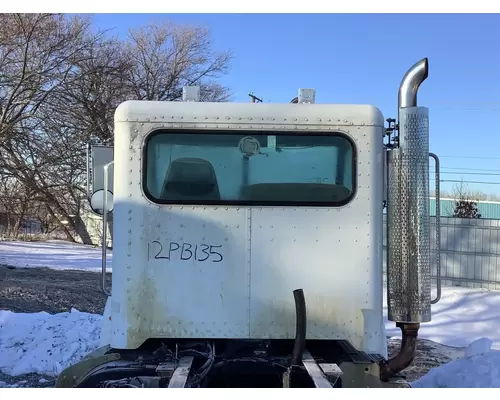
[107, 101, 386, 356]
[248, 127, 385, 355]
[114, 101, 385, 129]
[111, 203, 250, 348]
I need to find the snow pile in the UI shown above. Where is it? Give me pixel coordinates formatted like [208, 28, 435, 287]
[0, 309, 102, 376]
[412, 338, 500, 388]
[0, 381, 24, 388]
[0, 240, 112, 272]
[384, 286, 500, 350]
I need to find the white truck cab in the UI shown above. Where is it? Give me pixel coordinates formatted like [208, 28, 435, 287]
[57, 58, 441, 389]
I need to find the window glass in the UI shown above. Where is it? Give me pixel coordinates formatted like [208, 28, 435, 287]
[144, 131, 355, 206]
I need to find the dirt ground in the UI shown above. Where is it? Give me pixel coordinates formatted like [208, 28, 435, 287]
[0, 264, 459, 388]
[0, 265, 108, 315]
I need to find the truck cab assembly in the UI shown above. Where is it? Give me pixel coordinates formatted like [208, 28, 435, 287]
[56, 57, 441, 388]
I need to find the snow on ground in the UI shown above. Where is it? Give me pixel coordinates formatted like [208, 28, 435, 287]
[0, 308, 102, 377]
[0, 240, 111, 272]
[383, 286, 500, 350]
[412, 339, 500, 388]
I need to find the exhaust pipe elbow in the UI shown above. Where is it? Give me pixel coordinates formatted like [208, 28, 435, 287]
[379, 323, 420, 381]
[398, 58, 429, 109]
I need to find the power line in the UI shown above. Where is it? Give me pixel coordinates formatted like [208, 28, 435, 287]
[433, 106, 500, 110]
[438, 156, 500, 160]
[429, 100, 500, 104]
[430, 171, 500, 176]
[440, 167, 500, 172]
[432, 107, 500, 111]
[440, 179, 500, 185]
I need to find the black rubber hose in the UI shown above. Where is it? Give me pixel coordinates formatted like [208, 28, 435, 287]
[290, 289, 307, 366]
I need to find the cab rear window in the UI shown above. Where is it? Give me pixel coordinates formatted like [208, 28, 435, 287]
[143, 130, 356, 207]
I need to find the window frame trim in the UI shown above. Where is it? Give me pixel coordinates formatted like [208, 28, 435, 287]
[141, 128, 358, 207]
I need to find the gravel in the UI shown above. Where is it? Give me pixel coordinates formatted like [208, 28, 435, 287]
[0, 265, 108, 315]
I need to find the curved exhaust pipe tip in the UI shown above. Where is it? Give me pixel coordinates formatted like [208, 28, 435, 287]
[398, 58, 429, 109]
[379, 323, 420, 381]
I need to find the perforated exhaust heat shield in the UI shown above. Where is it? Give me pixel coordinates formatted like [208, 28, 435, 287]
[387, 107, 431, 323]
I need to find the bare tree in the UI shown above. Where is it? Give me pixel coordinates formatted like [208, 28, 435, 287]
[124, 22, 232, 102]
[0, 174, 61, 240]
[0, 14, 98, 140]
[34, 37, 131, 243]
[0, 176, 32, 238]
[0, 14, 108, 243]
[0, 14, 233, 245]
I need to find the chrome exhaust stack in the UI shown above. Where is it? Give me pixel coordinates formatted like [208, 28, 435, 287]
[380, 57, 431, 382]
[387, 58, 431, 324]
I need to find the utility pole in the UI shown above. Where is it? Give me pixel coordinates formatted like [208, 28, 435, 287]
[248, 92, 263, 103]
